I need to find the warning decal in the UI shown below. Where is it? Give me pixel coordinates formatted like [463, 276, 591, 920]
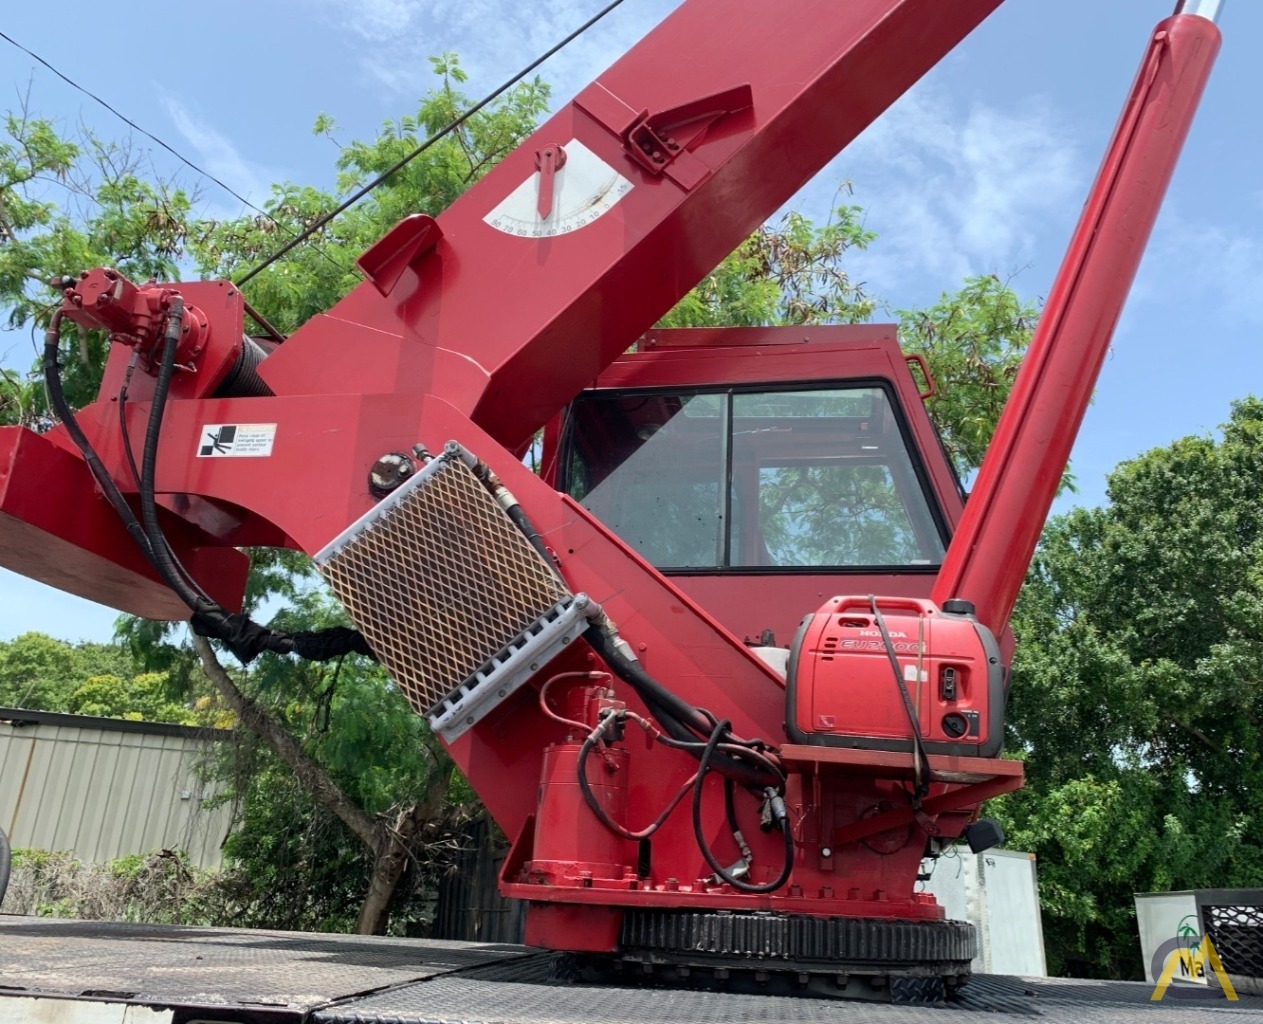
[198, 423, 277, 458]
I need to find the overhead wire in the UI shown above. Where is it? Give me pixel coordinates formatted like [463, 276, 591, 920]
[0, 29, 270, 220]
[3, 0, 631, 277]
[232, 0, 631, 287]
[0, 29, 347, 280]
[7, 0, 631, 295]
[29, 0, 630, 664]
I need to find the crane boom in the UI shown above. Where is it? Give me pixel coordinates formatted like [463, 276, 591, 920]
[259, 0, 1005, 453]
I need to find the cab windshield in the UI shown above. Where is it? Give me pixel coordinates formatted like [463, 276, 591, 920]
[563, 385, 946, 570]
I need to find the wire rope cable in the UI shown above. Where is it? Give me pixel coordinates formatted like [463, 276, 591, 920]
[233, 0, 630, 287]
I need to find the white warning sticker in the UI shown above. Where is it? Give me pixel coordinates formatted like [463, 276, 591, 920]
[903, 664, 928, 683]
[197, 423, 277, 458]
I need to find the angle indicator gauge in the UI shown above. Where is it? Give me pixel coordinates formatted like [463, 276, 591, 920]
[484, 140, 632, 238]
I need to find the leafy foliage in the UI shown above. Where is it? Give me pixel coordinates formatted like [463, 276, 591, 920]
[0, 107, 195, 420]
[660, 200, 877, 329]
[6, 848, 217, 923]
[998, 397, 1263, 978]
[0, 632, 204, 724]
[189, 55, 549, 333]
[898, 274, 1039, 478]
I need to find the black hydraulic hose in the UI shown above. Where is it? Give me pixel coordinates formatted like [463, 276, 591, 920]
[44, 305, 371, 666]
[652, 731, 785, 782]
[582, 624, 780, 789]
[118, 349, 214, 607]
[134, 305, 372, 662]
[138, 298, 214, 613]
[47, 300, 206, 613]
[47, 307, 213, 612]
[577, 717, 695, 841]
[691, 720, 794, 895]
[506, 503, 554, 571]
[460, 450, 561, 577]
[43, 311, 154, 562]
[0, 823, 9, 909]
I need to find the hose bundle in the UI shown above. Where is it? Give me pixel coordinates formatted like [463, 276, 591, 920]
[44, 303, 372, 666]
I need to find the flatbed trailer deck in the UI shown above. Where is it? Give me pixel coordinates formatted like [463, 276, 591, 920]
[1, 918, 1259, 1023]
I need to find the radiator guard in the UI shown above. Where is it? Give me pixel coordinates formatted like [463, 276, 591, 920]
[314, 444, 580, 741]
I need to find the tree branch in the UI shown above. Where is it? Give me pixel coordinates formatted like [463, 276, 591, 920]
[192, 634, 379, 848]
[1166, 713, 1218, 754]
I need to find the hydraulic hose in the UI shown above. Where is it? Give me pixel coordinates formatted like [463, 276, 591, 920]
[691, 719, 794, 894]
[582, 624, 781, 790]
[46, 303, 372, 666]
[43, 311, 154, 562]
[139, 298, 215, 611]
[576, 716, 697, 841]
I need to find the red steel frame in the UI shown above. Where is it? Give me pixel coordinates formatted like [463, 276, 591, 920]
[0, 0, 1222, 956]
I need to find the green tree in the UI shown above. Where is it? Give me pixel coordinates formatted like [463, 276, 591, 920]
[998, 397, 1263, 978]
[0, 103, 193, 420]
[0, 628, 165, 717]
[189, 54, 550, 331]
[660, 201, 877, 329]
[65, 671, 196, 724]
[899, 274, 1039, 477]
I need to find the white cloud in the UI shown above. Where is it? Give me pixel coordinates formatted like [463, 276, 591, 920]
[301, 0, 672, 107]
[162, 98, 276, 214]
[1142, 210, 1263, 327]
[797, 86, 1085, 299]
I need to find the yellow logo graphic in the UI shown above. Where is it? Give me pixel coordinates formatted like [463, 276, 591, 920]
[1150, 935, 1238, 1001]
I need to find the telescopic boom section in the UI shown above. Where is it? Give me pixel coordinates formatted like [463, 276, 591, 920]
[931, 4, 1222, 637]
[258, 0, 1004, 453]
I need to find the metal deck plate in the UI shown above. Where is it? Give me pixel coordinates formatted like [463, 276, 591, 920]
[317, 965, 1263, 1023]
[1, 918, 1261, 1022]
[0, 917, 533, 1016]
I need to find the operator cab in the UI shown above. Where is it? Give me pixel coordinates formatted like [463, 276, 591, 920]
[565, 384, 945, 570]
[549, 325, 966, 648]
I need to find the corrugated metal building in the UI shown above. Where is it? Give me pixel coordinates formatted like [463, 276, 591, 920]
[0, 707, 234, 868]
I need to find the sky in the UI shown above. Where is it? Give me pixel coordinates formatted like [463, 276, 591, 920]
[0, 0, 1258, 643]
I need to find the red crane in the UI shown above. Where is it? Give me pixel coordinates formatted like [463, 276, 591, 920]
[0, 0, 1222, 998]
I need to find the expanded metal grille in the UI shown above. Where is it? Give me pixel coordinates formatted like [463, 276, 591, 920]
[315, 452, 570, 717]
[1206, 902, 1263, 979]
